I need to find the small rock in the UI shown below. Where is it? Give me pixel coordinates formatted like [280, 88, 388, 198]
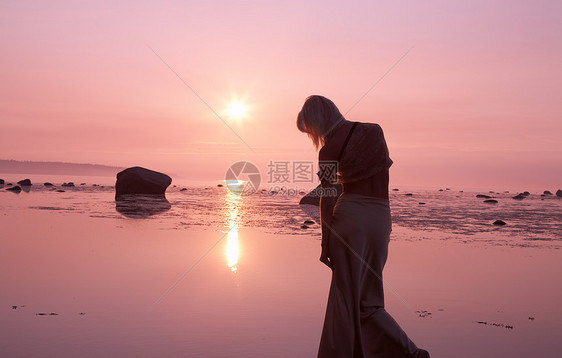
[556, 189, 562, 197]
[56, 189, 66, 193]
[44, 182, 54, 187]
[6, 186, 21, 192]
[17, 179, 32, 186]
[301, 225, 309, 229]
[304, 220, 315, 225]
[543, 191, 552, 195]
[484, 199, 498, 204]
[405, 193, 413, 196]
[180, 188, 187, 191]
[512, 194, 526, 200]
[392, 188, 399, 191]
[11, 306, 18, 309]
[476, 194, 492, 199]
[80, 183, 86, 186]
[418, 202, 426, 205]
[438, 189, 443, 191]
[522, 191, 530, 196]
[62, 182, 75, 187]
[7, 183, 12, 186]
[0, 179, 4, 185]
[446, 188, 451, 190]
[493, 220, 506, 226]
[217, 184, 224, 187]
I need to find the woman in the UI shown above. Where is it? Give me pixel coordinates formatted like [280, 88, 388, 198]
[297, 95, 430, 358]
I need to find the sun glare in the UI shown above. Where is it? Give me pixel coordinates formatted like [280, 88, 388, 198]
[228, 102, 246, 119]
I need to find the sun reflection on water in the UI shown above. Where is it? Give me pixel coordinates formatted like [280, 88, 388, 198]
[225, 192, 241, 273]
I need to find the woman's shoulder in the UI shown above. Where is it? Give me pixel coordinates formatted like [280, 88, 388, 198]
[357, 121, 383, 132]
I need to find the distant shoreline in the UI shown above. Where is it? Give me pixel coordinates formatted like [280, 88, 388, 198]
[0, 159, 124, 177]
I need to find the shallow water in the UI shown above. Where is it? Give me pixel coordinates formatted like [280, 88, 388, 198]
[2, 179, 560, 248]
[1, 179, 561, 357]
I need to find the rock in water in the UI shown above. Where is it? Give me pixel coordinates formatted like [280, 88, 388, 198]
[543, 190, 552, 195]
[512, 194, 526, 200]
[115, 167, 171, 197]
[556, 189, 562, 197]
[484, 199, 498, 204]
[6, 185, 22, 192]
[17, 179, 32, 186]
[0, 179, 4, 185]
[44, 182, 54, 187]
[476, 194, 492, 199]
[493, 220, 506, 226]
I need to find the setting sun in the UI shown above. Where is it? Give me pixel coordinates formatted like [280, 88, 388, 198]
[227, 102, 246, 119]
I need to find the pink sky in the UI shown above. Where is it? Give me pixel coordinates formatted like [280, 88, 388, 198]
[1, 0, 561, 191]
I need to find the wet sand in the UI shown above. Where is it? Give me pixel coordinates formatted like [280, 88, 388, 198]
[1, 188, 561, 357]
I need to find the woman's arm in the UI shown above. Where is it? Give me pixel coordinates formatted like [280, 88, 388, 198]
[320, 180, 336, 268]
[318, 150, 339, 268]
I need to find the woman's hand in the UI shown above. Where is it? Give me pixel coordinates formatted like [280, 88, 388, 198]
[320, 242, 333, 269]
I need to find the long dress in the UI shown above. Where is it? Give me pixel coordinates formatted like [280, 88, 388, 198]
[317, 121, 424, 358]
[317, 192, 422, 357]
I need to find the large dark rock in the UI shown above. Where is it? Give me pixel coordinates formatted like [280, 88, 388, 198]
[6, 185, 21, 192]
[0, 179, 4, 185]
[543, 190, 552, 195]
[44, 182, 54, 187]
[115, 167, 171, 197]
[17, 179, 32, 186]
[556, 189, 562, 197]
[512, 193, 526, 200]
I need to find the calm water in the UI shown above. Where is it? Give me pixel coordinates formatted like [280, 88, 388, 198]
[2, 176, 560, 248]
[1, 175, 561, 357]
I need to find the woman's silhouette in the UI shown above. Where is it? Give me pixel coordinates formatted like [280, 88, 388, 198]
[297, 95, 430, 358]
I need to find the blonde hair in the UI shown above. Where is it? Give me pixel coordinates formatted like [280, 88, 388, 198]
[296, 95, 345, 150]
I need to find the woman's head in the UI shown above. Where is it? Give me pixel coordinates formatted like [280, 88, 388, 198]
[297, 95, 345, 150]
